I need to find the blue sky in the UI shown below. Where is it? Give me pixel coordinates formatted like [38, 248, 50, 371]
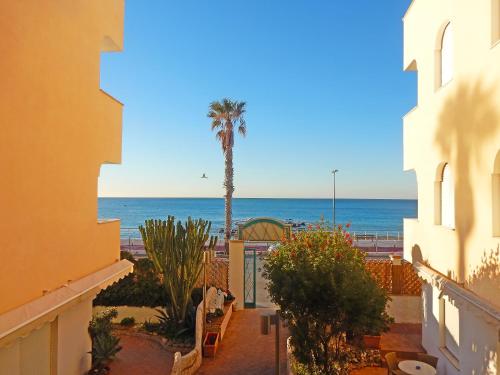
[98, 0, 417, 199]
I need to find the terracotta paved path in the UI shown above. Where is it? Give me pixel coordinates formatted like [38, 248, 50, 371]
[109, 333, 174, 375]
[198, 308, 289, 375]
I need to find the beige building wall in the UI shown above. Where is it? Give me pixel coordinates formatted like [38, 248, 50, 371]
[403, 1, 500, 374]
[0, 1, 132, 374]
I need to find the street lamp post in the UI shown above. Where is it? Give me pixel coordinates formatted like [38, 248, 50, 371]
[332, 169, 339, 228]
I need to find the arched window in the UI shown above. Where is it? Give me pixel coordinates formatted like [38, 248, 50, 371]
[493, 151, 500, 236]
[435, 163, 455, 228]
[493, 0, 500, 44]
[440, 23, 453, 87]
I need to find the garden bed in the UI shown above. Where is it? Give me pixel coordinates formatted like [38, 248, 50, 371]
[286, 336, 383, 374]
[205, 299, 235, 341]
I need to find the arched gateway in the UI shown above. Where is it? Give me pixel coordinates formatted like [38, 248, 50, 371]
[237, 217, 292, 241]
[229, 218, 292, 308]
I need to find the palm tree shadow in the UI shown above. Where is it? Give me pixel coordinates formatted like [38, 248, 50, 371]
[466, 246, 500, 308]
[434, 81, 499, 283]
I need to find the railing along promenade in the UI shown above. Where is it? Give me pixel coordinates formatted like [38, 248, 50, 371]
[119, 227, 404, 256]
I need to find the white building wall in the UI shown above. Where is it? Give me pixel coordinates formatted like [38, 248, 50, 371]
[57, 298, 93, 375]
[421, 284, 498, 375]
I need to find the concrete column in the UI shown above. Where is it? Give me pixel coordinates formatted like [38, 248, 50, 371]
[229, 240, 244, 310]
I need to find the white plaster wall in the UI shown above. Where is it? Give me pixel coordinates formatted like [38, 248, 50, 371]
[57, 298, 93, 375]
[0, 341, 21, 375]
[421, 283, 498, 375]
[0, 323, 51, 375]
[387, 295, 422, 324]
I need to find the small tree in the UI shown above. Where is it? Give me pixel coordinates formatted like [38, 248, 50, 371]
[139, 216, 217, 327]
[263, 225, 392, 374]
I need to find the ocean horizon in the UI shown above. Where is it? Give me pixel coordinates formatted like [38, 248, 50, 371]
[98, 197, 417, 238]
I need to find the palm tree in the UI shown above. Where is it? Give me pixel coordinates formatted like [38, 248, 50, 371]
[207, 98, 246, 250]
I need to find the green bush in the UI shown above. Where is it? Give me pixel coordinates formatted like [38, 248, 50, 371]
[120, 317, 135, 327]
[264, 224, 393, 375]
[94, 254, 168, 307]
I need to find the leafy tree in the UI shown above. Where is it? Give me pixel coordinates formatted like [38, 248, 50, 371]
[264, 225, 392, 374]
[139, 216, 217, 327]
[207, 98, 246, 249]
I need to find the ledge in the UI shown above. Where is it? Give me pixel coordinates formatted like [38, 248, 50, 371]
[0, 260, 133, 348]
[97, 218, 120, 225]
[414, 262, 500, 324]
[439, 346, 460, 370]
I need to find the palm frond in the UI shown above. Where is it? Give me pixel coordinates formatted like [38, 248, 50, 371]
[238, 119, 246, 137]
[216, 129, 228, 152]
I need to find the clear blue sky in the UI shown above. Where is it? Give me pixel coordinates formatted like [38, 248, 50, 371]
[98, 0, 417, 199]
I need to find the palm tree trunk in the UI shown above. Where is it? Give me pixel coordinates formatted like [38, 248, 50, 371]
[224, 145, 234, 252]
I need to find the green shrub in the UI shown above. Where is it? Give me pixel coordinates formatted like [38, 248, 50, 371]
[94, 256, 168, 308]
[120, 317, 135, 327]
[264, 224, 393, 375]
[88, 309, 121, 374]
[142, 319, 159, 333]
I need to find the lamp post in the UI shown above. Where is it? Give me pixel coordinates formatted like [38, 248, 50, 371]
[332, 169, 339, 228]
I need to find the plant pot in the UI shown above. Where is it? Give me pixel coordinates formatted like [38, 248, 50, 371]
[203, 332, 220, 357]
[363, 335, 381, 349]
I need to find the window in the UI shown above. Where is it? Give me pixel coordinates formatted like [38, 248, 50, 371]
[493, 0, 500, 45]
[439, 297, 460, 365]
[436, 163, 455, 228]
[440, 23, 453, 87]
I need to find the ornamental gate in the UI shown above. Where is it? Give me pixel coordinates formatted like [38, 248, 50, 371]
[237, 218, 292, 308]
[244, 247, 257, 308]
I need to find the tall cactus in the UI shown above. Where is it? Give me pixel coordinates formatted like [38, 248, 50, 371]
[139, 216, 217, 324]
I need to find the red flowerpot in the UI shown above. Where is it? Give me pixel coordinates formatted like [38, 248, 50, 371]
[203, 332, 220, 357]
[363, 335, 381, 349]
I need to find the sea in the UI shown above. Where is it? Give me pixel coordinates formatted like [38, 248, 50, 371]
[98, 198, 417, 239]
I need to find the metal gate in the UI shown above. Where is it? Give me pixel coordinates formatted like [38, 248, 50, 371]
[244, 247, 257, 308]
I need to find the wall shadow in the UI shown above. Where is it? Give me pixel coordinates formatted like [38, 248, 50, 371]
[466, 246, 500, 309]
[434, 80, 499, 283]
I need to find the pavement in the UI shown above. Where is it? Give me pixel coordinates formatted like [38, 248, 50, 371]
[109, 333, 174, 375]
[197, 308, 289, 375]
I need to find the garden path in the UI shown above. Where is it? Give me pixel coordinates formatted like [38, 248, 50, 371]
[197, 307, 289, 375]
[109, 332, 175, 375]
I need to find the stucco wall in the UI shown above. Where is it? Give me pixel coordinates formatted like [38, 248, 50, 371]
[229, 240, 245, 310]
[0, 1, 126, 374]
[402, 0, 500, 303]
[402, 1, 500, 373]
[387, 295, 421, 324]
[0, 0, 125, 314]
[421, 284, 498, 375]
[0, 299, 96, 375]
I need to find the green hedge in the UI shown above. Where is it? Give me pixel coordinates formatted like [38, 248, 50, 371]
[94, 252, 168, 307]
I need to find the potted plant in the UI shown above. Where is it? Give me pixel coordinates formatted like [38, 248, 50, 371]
[203, 331, 220, 357]
[362, 312, 394, 349]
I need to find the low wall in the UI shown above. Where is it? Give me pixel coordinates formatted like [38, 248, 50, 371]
[170, 287, 218, 375]
[387, 295, 422, 324]
[92, 306, 165, 323]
